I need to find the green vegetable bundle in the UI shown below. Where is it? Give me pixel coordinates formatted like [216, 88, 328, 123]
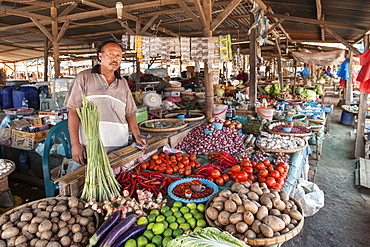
[78, 96, 121, 202]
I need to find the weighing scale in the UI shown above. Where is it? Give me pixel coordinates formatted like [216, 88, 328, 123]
[138, 81, 167, 118]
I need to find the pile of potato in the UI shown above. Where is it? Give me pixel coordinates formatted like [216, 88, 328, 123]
[205, 182, 303, 242]
[0, 197, 97, 247]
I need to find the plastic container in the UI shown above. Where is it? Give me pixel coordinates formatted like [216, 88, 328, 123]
[19, 151, 28, 174]
[213, 122, 223, 130]
[256, 106, 274, 121]
[1, 87, 14, 109]
[12, 86, 39, 109]
[282, 127, 292, 132]
[213, 104, 228, 120]
[177, 114, 185, 119]
[204, 129, 214, 135]
[340, 110, 355, 126]
[21, 97, 28, 108]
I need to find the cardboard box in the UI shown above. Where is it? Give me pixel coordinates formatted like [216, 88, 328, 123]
[11, 129, 50, 150]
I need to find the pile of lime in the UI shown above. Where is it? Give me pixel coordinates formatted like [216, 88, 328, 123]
[124, 201, 207, 247]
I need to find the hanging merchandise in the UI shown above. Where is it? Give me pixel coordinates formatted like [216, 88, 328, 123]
[249, 2, 269, 46]
[121, 34, 128, 50]
[191, 37, 203, 61]
[300, 66, 311, 78]
[135, 35, 143, 63]
[219, 34, 232, 62]
[207, 37, 218, 62]
[337, 58, 349, 88]
[201, 37, 209, 61]
[160, 37, 171, 63]
[149, 36, 159, 58]
[169, 37, 181, 57]
[129, 35, 135, 50]
[357, 49, 370, 93]
[181, 37, 191, 61]
[142, 36, 150, 64]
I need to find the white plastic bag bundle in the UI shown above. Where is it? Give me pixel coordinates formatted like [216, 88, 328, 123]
[292, 178, 325, 217]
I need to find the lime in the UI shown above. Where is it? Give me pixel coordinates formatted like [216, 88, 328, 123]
[147, 214, 157, 223]
[147, 223, 155, 230]
[194, 213, 204, 220]
[124, 239, 137, 247]
[197, 204, 205, 213]
[162, 236, 172, 247]
[166, 215, 176, 223]
[163, 210, 173, 218]
[180, 206, 190, 214]
[176, 217, 186, 224]
[173, 212, 182, 218]
[179, 223, 191, 231]
[163, 228, 173, 238]
[187, 218, 196, 229]
[145, 244, 156, 247]
[161, 206, 170, 214]
[196, 219, 207, 228]
[137, 217, 149, 226]
[183, 213, 192, 220]
[152, 223, 165, 235]
[193, 226, 203, 231]
[172, 228, 184, 237]
[186, 202, 197, 210]
[151, 235, 163, 247]
[162, 221, 169, 229]
[137, 236, 148, 247]
[143, 230, 155, 241]
[190, 209, 199, 216]
[170, 207, 179, 213]
[169, 222, 179, 230]
[150, 209, 160, 216]
[155, 215, 166, 223]
[173, 201, 183, 208]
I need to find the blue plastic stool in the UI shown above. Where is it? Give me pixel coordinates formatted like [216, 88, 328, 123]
[42, 119, 72, 197]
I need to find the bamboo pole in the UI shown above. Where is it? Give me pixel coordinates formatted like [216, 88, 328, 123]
[203, 0, 213, 118]
[51, 2, 60, 77]
[249, 12, 257, 111]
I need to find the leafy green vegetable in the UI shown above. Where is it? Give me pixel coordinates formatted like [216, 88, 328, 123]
[164, 227, 248, 247]
[296, 87, 304, 95]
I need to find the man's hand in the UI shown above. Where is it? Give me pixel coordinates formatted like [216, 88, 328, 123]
[72, 144, 86, 166]
[136, 137, 148, 151]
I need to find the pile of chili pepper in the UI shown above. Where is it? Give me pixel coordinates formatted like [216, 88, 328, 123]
[208, 151, 239, 168]
[172, 181, 213, 200]
[116, 169, 181, 198]
[190, 164, 227, 179]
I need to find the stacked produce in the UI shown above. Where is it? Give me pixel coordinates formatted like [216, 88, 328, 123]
[256, 134, 306, 151]
[205, 182, 303, 244]
[0, 197, 97, 247]
[268, 122, 311, 135]
[0, 159, 14, 176]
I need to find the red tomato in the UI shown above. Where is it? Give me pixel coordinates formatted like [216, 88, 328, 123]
[265, 177, 276, 187]
[178, 163, 184, 168]
[148, 164, 155, 170]
[231, 165, 241, 173]
[248, 175, 255, 182]
[170, 155, 176, 161]
[277, 162, 287, 169]
[194, 162, 201, 168]
[155, 159, 162, 165]
[151, 154, 159, 160]
[258, 176, 266, 183]
[221, 174, 230, 183]
[178, 167, 185, 175]
[258, 168, 269, 177]
[189, 162, 195, 168]
[173, 166, 179, 173]
[207, 176, 214, 182]
[270, 170, 281, 179]
[182, 154, 190, 159]
[185, 165, 192, 170]
[230, 172, 238, 181]
[215, 177, 225, 186]
[182, 159, 189, 166]
[165, 167, 173, 175]
[251, 161, 257, 167]
[226, 169, 233, 175]
[275, 177, 284, 186]
[140, 162, 148, 169]
[244, 166, 254, 175]
[276, 166, 285, 174]
[262, 159, 270, 166]
[242, 157, 250, 162]
[189, 154, 197, 161]
[211, 169, 221, 178]
[175, 152, 182, 157]
[236, 171, 248, 181]
[266, 164, 274, 173]
[160, 153, 166, 158]
[255, 163, 265, 170]
[184, 169, 192, 176]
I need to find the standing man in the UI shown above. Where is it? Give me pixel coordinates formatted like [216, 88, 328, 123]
[64, 40, 147, 165]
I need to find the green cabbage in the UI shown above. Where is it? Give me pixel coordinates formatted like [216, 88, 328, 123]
[296, 87, 304, 95]
[164, 227, 248, 247]
[301, 89, 317, 100]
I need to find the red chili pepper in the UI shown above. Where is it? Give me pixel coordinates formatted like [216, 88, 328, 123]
[189, 174, 206, 178]
[167, 177, 173, 184]
[150, 181, 162, 185]
[138, 179, 154, 188]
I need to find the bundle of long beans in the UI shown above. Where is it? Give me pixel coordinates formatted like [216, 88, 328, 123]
[78, 96, 121, 202]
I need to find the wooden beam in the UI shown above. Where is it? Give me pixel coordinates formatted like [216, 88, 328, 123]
[315, 0, 325, 41]
[5, 0, 52, 8]
[178, 1, 203, 28]
[249, 12, 257, 111]
[139, 15, 158, 34]
[57, 20, 70, 43]
[261, 18, 285, 38]
[51, 2, 60, 77]
[275, 38, 283, 89]
[324, 26, 360, 55]
[119, 21, 135, 35]
[59, 2, 78, 17]
[203, 0, 213, 119]
[0, 42, 43, 53]
[30, 17, 54, 42]
[345, 51, 353, 105]
[211, 0, 242, 31]
[355, 92, 367, 158]
[194, 0, 207, 28]
[0, 7, 52, 21]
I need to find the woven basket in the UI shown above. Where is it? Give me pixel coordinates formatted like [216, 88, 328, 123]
[0, 159, 15, 180]
[195, 92, 206, 98]
[169, 81, 182, 87]
[164, 113, 205, 122]
[255, 141, 308, 153]
[164, 87, 185, 92]
[139, 119, 188, 132]
[205, 193, 304, 246]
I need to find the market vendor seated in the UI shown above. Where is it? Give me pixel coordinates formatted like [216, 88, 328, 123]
[236, 69, 249, 84]
[64, 40, 147, 165]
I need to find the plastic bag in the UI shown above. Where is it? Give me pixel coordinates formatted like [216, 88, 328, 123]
[291, 178, 324, 217]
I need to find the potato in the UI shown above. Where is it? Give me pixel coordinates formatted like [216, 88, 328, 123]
[262, 187, 270, 194]
[20, 211, 34, 222]
[73, 232, 83, 243]
[213, 220, 222, 227]
[224, 200, 237, 213]
[279, 191, 289, 201]
[250, 183, 263, 196]
[225, 224, 237, 235]
[78, 201, 85, 209]
[273, 231, 281, 237]
[46, 241, 61, 247]
[21, 223, 29, 233]
[278, 214, 291, 226]
[238, 193, 249, 204]
[212, 196, 228, 203]
[289, 209, 303, 220]
[23, 231, 35, 241]
[262, 215, 285, 232]
[260, 223, 274, 238]
[284, 200, 293, 210]
[9, 211, 22, 222]
[69, 207, 78, 216]
[1, 227, 19, 239]
[241, 181, 251, 188]
[272, 191, 280, 201]
[229, 193, 242, 206]
[37, 201, 48, 210]
[46, 199, 57, 206]
[230, 183, 245, 193]
[247, 191, 259, 201]
[211, 201, 224, 211]
[56, 200, 68, 206]
[35, 239, 48, 247]
[68, 197, 79, 208]
[41, 230, 53, 240]
[80, 209, 94, 217]
[50, 212, 59, 218]
[60, 212, 71, 222]
[0, 240, 6, 247]
[236, 205, 246, 214]
[68, 217, 76, 225]
[274, 200, 286, 211]
[260, 197, 272, 210]
[237, 188, 249, 194]
[28, 223, 39, 234]
[218, 189, 232, 198]
[291, 219, 298, 225]
[14, 235, 27, 246]
[57, 220, 67, 229]
[206, 207, 219, 220]
[256, 206, 268, 221]
[57, 227, 69, 238]
[31, 217, 44, 224]
[45, 206, 54, 212]
[243, 211, 254, 225]
[51, 223, 58, 234]
[236, 221, 248, 234]
[244, 200, 258, 214]
[50, 217, 59, 224]
[60, 236, 71, 247]
[1, 222, 13, 231]
[30, 238, 39, 247]
[6, 236, 16, 247]
[244, 229, 256, 239]
[37, 211, 51, 219]
[287, 223, 295, 230]
[33, 208, 42, 214]
[269, 209, 281, 216]
[251, 220, 262, 233]
[87, 224, 96, 235]
[0, 215, 9, 227]
[229, 213, 243, 225]
[38, 220, 52, 232]
[53, 205, 67, 213]
[281, 227, 290, 234]
[217, 211, 231, 226]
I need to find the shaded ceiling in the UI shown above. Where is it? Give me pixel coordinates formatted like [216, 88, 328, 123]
[0, 0, 369, 63]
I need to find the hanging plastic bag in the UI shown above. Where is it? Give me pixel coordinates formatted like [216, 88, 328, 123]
[299, 66, 310, 78]
[291, 178, 325, 217]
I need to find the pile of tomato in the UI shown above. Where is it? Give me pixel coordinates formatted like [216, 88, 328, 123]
[139, 152, 201, 176]
[206, 169, 230, 186]
[224, 157, 289, 191]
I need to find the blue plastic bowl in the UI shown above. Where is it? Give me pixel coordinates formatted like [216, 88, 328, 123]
[285, 116, 293, 121]
[311, 115, 318, 119]
[177, 114, 185, 119]
[282, 127, 292, 132]
[204, 129, 214, 135]
[213, 122, 223, 130]
[168, 178, 219, 204]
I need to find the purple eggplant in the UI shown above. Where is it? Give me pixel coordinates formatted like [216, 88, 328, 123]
[100, 214, 137, 247]
[87, 210, 120, 247]
[111, 224, 147, 247]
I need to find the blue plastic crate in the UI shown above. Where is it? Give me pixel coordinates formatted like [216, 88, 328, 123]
[321, 104, 334, 113]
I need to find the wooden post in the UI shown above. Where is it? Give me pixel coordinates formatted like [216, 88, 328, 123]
[44, 36, 49, 81]
[249, 12, 257, 111]
[354, 35, 369, 158]
[276, 38, 283, 90]
[135, 60, 141, 91]
[13, 63, 16, 79]
[203, 0, 213, 118]
[345, 51, 353, 105]
[51, 2, 60, 77]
